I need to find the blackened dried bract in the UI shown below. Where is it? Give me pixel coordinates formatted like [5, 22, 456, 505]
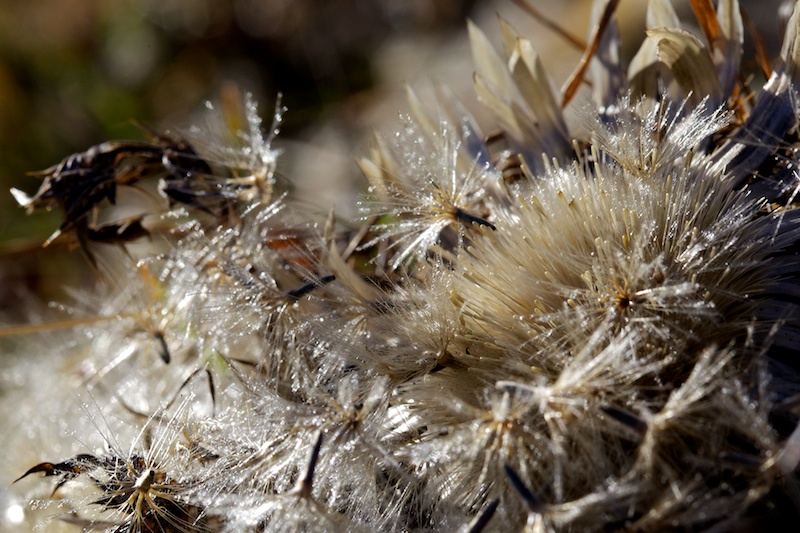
[16, 141, 163, 242]
[286, 274, 336, 300]
[16, 453, 205, 532]
[504, 464, 544, 515]
[11, 133, 240, 260]
[86, 216, 151, 245]
[13, 454, 102, 493]
[158, 134, 237, 219]
[464, 498, 499, 533]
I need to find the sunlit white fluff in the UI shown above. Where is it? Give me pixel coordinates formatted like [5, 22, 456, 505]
[456, 97, 800, 371]
[360, 111, 498, 270]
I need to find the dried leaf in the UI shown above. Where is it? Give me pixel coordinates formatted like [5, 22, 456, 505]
[473, 72, 525, 143]
[589, 0, 625, 108]
[358, 135, 398, 201]
[405, 86, 440, 142]
[407, 84, 492, 174]
[468, 20, 519, 108]
[741, 6, 773, 79]
[326, 241, 381, 304]
[646, 0, 681, 28]
[780, 0, 800, 80]
[649, 27, 723, 107]
[714, 0, 744, 98]
[629, 0, 681, 99]
[470, 17, 571, 169]
[715, 1, 800, 189]
[497, 17, 569, 141]
[433, 82, 492, 170]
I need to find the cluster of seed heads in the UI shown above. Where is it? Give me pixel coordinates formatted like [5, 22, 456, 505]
[5, 0, 800, 531]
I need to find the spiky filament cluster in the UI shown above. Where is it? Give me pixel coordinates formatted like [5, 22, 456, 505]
[6, 0, 800, 532]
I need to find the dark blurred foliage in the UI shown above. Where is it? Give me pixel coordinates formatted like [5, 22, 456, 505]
[0, 0, 476, 304]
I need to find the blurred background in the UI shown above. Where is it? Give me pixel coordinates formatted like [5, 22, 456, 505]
[0, 0, 789, 305]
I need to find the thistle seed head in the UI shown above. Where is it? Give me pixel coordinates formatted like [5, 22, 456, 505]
[6, 1, 800, 531]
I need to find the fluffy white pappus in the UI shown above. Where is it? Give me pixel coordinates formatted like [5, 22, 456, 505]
[393, 326, 654, 526]
[12, 396, 211, 533]
[172, 196, 345, 392]
[360, 113, 499, 270]
[189, 373, 410, 531]
[182, 92, 283, 205]
[338, 265, 465, 382]
[587, 96, 731, 180]
[610, 354, 790, 531]
[456, 97, 800, 373]
[26, 257, 216, 419]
